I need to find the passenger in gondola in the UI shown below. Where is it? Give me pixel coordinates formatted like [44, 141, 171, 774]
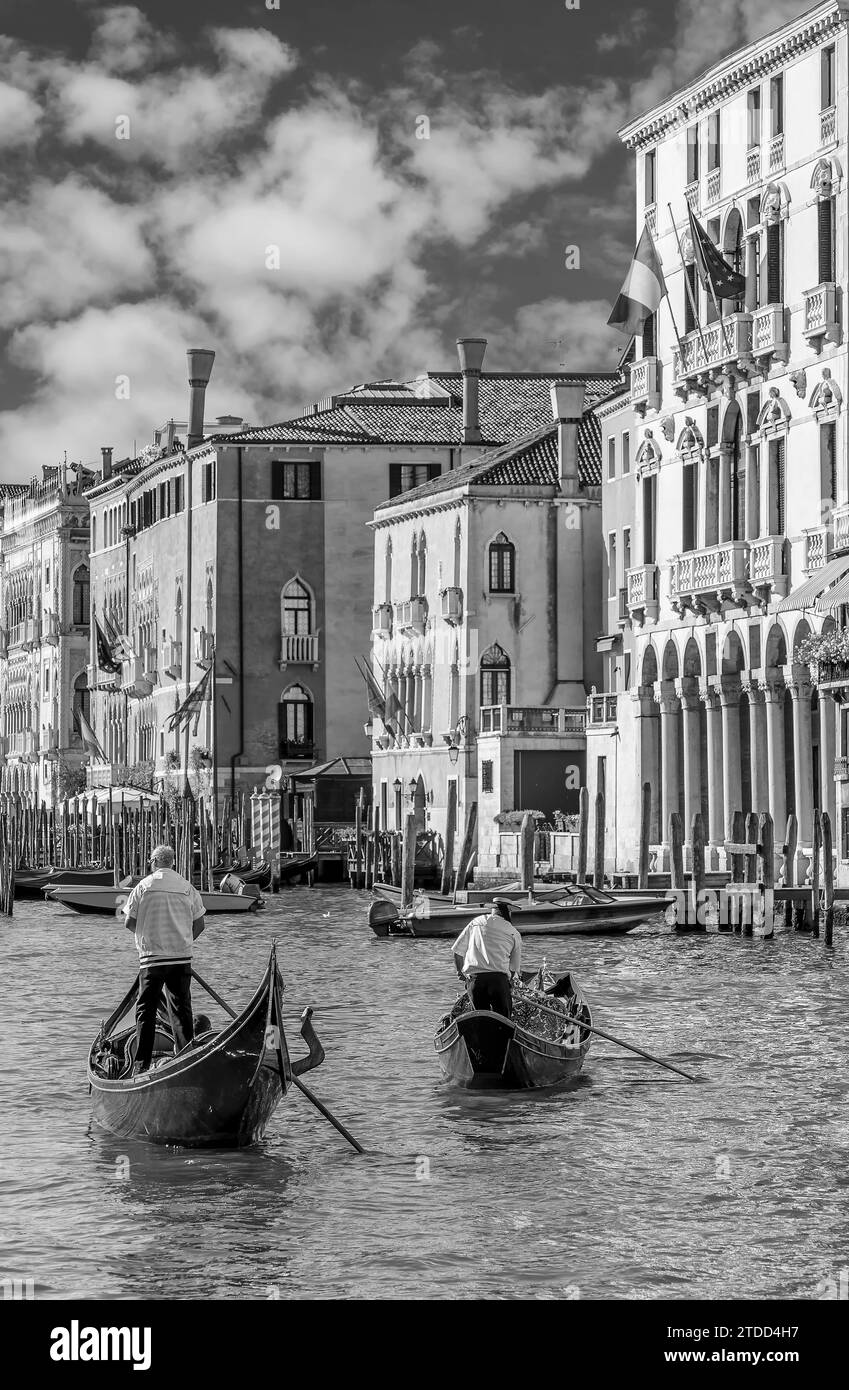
[452, 898, 522, 1019]
[122, 844, 207, 1074]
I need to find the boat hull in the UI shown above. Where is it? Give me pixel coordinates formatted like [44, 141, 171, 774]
[369, 895, 655, 937]
[88, 957, 292, 1147]
[15, 867, 115, 898]
[434, 1010, 588, 1090]
[47, 886, 261, 915]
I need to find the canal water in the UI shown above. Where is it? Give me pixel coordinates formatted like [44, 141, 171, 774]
[1, 887, 848, 1301]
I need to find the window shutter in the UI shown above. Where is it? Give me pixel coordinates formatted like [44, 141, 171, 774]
[388, 464, 403, 498]
[746, 390, 760, 435]
[427, 464, 441, 481]
[766, 222, 781, 303]
[642, 313, 655, 357]
[271, 461, 285, 500]
[818, 198, 834, 284]
[682, 465, 695, 552]
[309, 462, 322, 499]
[820, 423, 836, 508]
[733, 459, 746, 542]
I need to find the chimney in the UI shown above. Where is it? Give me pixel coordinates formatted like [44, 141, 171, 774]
[550, 382, 585, 495]
[100, 447, 113, 480]
[456, 338, 487, 444]
[186, 348, 216, 450]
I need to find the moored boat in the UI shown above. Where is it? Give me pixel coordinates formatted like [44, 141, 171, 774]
[87, 943, 324, 1146]
[368, 887, 659, 938]
[434, 968, 591, 1089]
[277, 853, 317, 883]
[213, 860, 273, 890]
[15, 865, 115, 899]
[46, 884, 264, 915]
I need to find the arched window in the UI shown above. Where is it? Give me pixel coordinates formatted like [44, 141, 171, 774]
[723, 209, 744, 314]
[72, 564, 89, 627]
[417, 533, 427, 595]
[410, 534, 418, 595]
[175, 585, 183, 643]
[282, 577, 312, 635]
[385, 537, 393, 600]
[480, 643, 511, 706]
[488, 533, 515, 593]
[279, 684, 314, 757]
[72, 671, 90, 741]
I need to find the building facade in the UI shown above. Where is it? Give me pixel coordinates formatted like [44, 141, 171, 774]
[0, 470, 92, 803]
[601, 0, 849, 878]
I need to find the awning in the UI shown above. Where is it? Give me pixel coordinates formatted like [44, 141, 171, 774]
[777, 554, 849, 612]
[817, 569, 849, 612]
[290, 756, 372, 780]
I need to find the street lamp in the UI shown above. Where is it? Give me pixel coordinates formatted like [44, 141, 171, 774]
[393, 777, 402, 830]
[408, 779, 417, 802]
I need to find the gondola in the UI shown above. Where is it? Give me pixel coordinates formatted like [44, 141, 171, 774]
[46, 884, 264, 915]
[14, 865, 115, 899]
[277, 853, 317, 883]
[87, 943, 325, 1146]
[368, 886, 658, 938]
[213, 860, 273, 890]
[433, 968, 591, 1090]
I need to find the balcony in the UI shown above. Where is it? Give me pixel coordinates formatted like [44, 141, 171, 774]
[372, 603, 393, 638]
[9, 731, 36, 757]
[745, 148, 760, 184]
[87, 762, 125, 790]
[644, 203, 657, 235]
[280, 632, 319, 670]
[8, 619, 40, 650]
[684, 181, 699, 212]
[588, 693, 618, 726]
[812, 661, 849, 695]
[121, 656, 153, 699]
[672, 313, 753, 393]
[479, 705, 586, 736]
[142, 645, 158, 681]
[630, 356, 661, 416]
[834, 756, 849, 780]
[804, 527, 832, 574]
[39, 725, 59, 756]
[803, 283, 840, 349]
[821, 106, 836, 146]
[834, 505, 849, 552]
[768, 132, 785, 173]
[751, 305, 788, 367]
[748, 536, 788, 603]
[627, 563, 659, 625]
[194, 628, 214, 667]
[670, 541, 750, 613]
[439, 587, 463, 625]
[86, 662, 117, 691]
[395, 597, 428, 635]
[162, 641, 182, 679]
[0, 628, 7, 661]
[706, 167, 721, 204]
[279, 739, 316, 762]
[42, 613, 60, 646]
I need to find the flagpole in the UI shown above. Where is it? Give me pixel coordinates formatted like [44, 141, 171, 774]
[685, 203, 732, 358]
[667, 203, 709, 366]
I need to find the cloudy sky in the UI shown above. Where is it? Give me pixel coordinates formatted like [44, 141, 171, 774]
[0, 0, 808, 474]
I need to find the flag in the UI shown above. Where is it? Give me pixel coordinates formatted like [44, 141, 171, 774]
[165, 667, 211, 736]
[607, 225, 667, 337]
[356, 658, 386, 720]
[687, 204, 745, 301]
[77, 707, 107, 762]
[95, 618, 121, 674]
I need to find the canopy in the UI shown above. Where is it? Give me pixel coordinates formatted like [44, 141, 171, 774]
[777, 554, 849, 612]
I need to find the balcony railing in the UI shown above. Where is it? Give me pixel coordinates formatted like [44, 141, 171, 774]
[746, 148, 760, 184]
[194, 629, 214, 666]
[834, 755, 849, 780]
[87, 762, 126, 790]
[281, 632, 319, 668]
[588, 694, 618, 726]
[86, 662, 117, 691]
[0, 628, 7, 661]
[821, 106, 836, 145]
[121, 656, 153, 698]
[279, 739, 316, 762]
[8, 619, 40, 649]
[161, 641, 182, 678]
[42, 613, 60, 646]
[804, 526, 832, 573]
[39, 726, 59, 754]
[644, 203, 657, 235]
[479, 705, 586, 736]
[748, 536, 788, 600]
[9, 732, 36, 756]
[706, 167, 720, 203]
[813, 661, 849, 691]
[372, 603, 393, 638]
[395, 597, 427, 634]
[142, 645, 158, 681]
[672, 313, 752, 388]
[768, 132, 785, 173]
[684, 181, 699, 211]
[670, 541, 749, 611]
[627, 563, 659, 625]
[439, 587, 463, 624]
[751, 304, 788, 365]
[630, 356, 661, 415]
[803, 283, 840, 347]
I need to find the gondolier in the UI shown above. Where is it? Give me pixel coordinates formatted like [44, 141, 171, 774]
[452, 898, 522, 1019]
[122, 845, 207, 1074]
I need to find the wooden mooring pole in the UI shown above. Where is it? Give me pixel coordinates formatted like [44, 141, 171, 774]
[637, 782, 651, 891]
[593, 791, 606, 890]
[576, 786, 589, 885]
[440, 780, 457, 897]
[822, 811, 835, 946]
[400, 811, 416, 911]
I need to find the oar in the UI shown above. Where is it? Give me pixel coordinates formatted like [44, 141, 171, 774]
[191, 967, 365, 1151]
[573, 1016, 699, 1082]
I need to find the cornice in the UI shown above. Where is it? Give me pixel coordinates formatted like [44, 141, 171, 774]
[620, 3, 849, 151]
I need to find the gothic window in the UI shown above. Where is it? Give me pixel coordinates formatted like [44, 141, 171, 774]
[480, 643, 511, 706]
[282, 577, 312, 635]
[72, 565, 89, 627]
[417, 533, 427, 595]
[488, 533, 515, 593]
[279, 684, 314, 756]
[72, 671, 90, 742]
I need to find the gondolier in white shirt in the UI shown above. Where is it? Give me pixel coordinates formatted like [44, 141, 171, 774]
[122, 845, 207, 1074]
[452, 898, 522, 1019]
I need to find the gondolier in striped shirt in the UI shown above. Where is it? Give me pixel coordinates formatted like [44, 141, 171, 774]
[122, 845, 207, 1074]
[452, 899, 522, 1019]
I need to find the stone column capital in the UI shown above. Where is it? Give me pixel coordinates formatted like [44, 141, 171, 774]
[674, 677, 701, 711]
[698, 680, 719, 710]
[783, 662, 812, 700]
[653, 680, 679, 714]
[740, 669, 765, 702]
[719, 677, 742, 708]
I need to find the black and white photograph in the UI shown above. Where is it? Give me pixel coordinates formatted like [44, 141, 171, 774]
[0, 0, 847, 1350]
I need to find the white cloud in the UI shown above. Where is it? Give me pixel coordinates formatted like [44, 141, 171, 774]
[88, 5, 176, 74]
[0, 80, 41, 146]
[492, 297, 626, 373]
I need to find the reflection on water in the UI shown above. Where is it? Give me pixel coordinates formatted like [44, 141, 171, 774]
[1, 887, 848, 1299]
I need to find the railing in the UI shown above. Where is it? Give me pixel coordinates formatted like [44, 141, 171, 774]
[684, 181, 699, 211]
[395, 597, 428, 633]
[9, 732, 36, 756]
[372, 603, 392, 637]
[161, 641, 182, 677]
[627, 563, 659, 623]
[671, 541, 749, 602]
[42, 613, 60, 645]
[821, 106, 836, 145]
[479, 705, 586, 735]
[8, 619, 40, 649]
[834, 504, 849, 551]
[142, 645, 158, 679]
[39, 726, 58, 753]
[281, 632, 319, 666]
[803, 283, 839, 345]
[706, 167, 720, 203]
[588, 693, 618, 726]
[834, 756, 849, 780]
[194, 629, 214, 665]
[746, 148, 760, 184]
[87, 762, 125, 790]
[439, 587, 463, 624]
[644, 203, 657, 235]
[672, 313, 752, 382]
[630, 356, 661, 414]
[813, 661, 849, 689]
[279, 739, 316, 761]
[122, 656, 152, 698]
[768, 132, 785, 172]
[748, 536, 787, 597]
[751, 305, 787, 363]
[804, 527, 832, 572]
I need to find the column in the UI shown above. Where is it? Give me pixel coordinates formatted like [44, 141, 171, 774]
[676, 680, 702, 836]
[745, 679, 768, 813]
[718, 444, 733, 544]
[720, 679, 742, 841]
[819, 690, 837, 830]
[632, 686, 660, 841]
[656, 683, 680, 845]
[700, 684, 724, 851]
[790, 671, 814, 844]
[745, 445, 760, 539]
[764, 676, 786, 835]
